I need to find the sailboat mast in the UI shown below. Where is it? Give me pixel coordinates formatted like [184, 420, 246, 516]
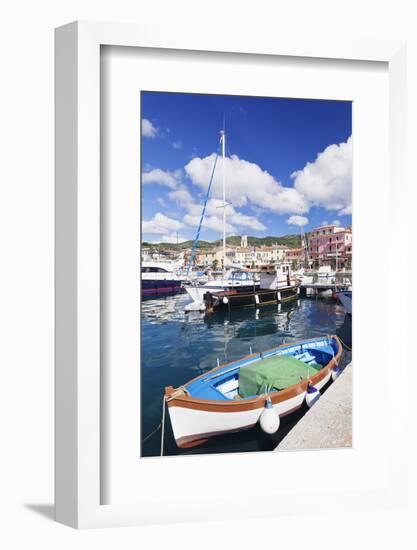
[335, 239, 338, 272]
[221, 129, 226, 276]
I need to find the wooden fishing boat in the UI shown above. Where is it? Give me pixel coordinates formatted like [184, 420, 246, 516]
[165, 335, 343, 448]
[204, 284, 299, 311]
[203, 265, 300, 312]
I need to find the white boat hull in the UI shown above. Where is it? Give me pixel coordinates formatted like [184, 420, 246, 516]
[184, 281, 258, 306]
[168, 371, 331, 448]
[337, 292, 352, 314]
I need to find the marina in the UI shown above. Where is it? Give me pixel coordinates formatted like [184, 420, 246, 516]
[141, 93, 353, 458]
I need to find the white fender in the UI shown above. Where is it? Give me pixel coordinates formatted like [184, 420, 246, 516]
[259, 396, 280, 434]
[332, 365, 342, 381]
[305, 384, 321, 408]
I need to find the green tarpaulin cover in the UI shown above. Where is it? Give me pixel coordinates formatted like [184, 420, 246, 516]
[238, 355, 319, 398]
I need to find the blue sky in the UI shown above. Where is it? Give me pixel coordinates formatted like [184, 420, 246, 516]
[141, 92, 352, 244]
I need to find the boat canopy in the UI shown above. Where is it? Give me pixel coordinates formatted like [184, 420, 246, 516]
[238, 355, 319, 398]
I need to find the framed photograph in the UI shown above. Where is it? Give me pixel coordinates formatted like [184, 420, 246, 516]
[55, 21, 407, 528]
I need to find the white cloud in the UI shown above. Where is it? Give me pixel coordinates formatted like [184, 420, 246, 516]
[204, 199, 266, 231]
[149, 233, 188, 244]
[142, 212, 184, 235]
[168, 186, 200, 215]
[172, 140, 182, 150]
[156, 197, 167, 207]
[228, 210, 266, 231]
[142, 168, 180, 189]
[332, 219, 341, 227]
[287, 215, 309, 227]
[321, 220, 329, 226]
[185, 154, 308, 214]
[142, 118, 158, 139]
[291, 136, 352, 215]
[338, 204, 352, 215]
[144, 137, 352, 242]
[169, 188, 266, 234]
[183, 213, 237, 234]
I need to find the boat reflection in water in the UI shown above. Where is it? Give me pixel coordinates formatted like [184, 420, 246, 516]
[140, 293, 351, 457]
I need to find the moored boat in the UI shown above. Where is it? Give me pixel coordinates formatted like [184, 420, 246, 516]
[141, 261, 185, 298]
[164, 335, 343, 448]
[203, 263, 299, 311]
[184, 270, 260, 309]
[336, 290, 352, 314]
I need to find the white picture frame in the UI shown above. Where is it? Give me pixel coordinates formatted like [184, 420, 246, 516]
[55, 21, 407, 529]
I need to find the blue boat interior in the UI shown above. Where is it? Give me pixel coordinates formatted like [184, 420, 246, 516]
[186, 338, 338, 401]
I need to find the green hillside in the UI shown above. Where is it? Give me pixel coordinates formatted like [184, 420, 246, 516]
[142, 234, 303, 250]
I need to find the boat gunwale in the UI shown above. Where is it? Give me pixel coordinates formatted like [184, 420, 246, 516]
[165, 335, 343, 412]
[206, 285, 299, 299]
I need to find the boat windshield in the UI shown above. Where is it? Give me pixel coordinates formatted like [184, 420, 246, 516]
[230, 271, 253, 282]
[142, 266, 169, 273]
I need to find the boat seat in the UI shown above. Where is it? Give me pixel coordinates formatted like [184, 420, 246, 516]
[296, 351, 317, 365]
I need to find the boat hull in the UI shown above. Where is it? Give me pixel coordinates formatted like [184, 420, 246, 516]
[165, 336, 341, 449]
[168, 390, 307, 448]
[141, 279, 183, 297]
[337, 291, 352, 314]
[204, 285, 299, 311]
[184, 283, 259, 305]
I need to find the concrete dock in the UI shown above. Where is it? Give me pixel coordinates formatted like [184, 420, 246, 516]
[275, 362, 352, 451]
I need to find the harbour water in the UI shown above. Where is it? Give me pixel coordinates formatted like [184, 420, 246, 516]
[141, 293, 352, 457]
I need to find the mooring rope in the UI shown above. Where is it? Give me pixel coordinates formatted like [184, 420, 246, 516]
[142, 395, 167, 446]
[337, 335, 352, 351]
[142, 420, 162, 444]
[160, 396, 166, 457]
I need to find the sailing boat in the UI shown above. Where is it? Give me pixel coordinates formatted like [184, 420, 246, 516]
[184, 130, 259, 312]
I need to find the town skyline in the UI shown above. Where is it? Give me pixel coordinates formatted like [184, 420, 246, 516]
[143, 222, 352, 271]
[142, 222, 351, 247]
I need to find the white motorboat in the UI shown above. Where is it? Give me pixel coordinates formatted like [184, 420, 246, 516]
[336, 290, 352, 314]
[141, 260, 185, 297]
[184, 271, 259, 311]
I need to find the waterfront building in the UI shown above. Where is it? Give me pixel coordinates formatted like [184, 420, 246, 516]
[195, 247, 236, 267]
[194, 248, 221, 266]
[195, 242, 292, 269]
[307, 225, 352, 269]
[285, 247, 306, 269]
[271, 245, 288, 263]
[188, 232, 356, 271]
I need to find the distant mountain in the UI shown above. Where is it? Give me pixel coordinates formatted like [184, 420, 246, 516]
[142, 234, 303, 250]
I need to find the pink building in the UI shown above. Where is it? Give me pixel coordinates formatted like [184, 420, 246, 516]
[307, 225, 352, 268]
